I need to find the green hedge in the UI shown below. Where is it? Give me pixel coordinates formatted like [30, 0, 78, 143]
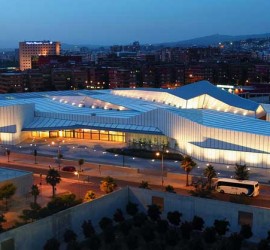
[106, 148, 183, 161]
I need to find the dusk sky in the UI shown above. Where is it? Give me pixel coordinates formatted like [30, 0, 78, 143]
[1, 0, 270, 47]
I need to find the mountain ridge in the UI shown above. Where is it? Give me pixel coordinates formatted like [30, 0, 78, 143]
[1, 33, 270, 50]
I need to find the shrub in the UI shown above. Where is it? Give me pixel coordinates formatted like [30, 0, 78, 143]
[66, 241, 81, 250]
[100, 176, 117, 193]
[192, 215, 204, 231]
[147, 204, 161, 221]
[103, 228, 115, 244]
[106, 148, 183, 161]
[167, 211, 182, 226]
[190, 186, 212, 198]
[188, 237, 205, 250]
[113, 208, 125, 223]
[240, 224, 253, 239]
[88, 235, 101, 250]
[229, 195, 251, 205]
[133, 212, 147, 227]
[118, 221, 132, 236]
[66, 240, 80, 250]
[47, 193, 81, 213]
[203, 227, 216, 244]
[140, 222, 155, 242]
[156, 219, 169, 234]
[81, 220, 95, 238]
[165, 228, 179, 246]
[165, 185, 176, 193]
[214, 219, 230, 236]
[125, 234, 139, 250]
[99, 217, 113, 231]
[227, 233, 243, 250]
[257, 239, 270, 250]
[84, 190, 96, 201]
[63, 229, 77, 243]
[180, 221, 193, 240]
[126, 202, 138, 216]
[43, 238, 60, 250]
[139, 180, 151, 189]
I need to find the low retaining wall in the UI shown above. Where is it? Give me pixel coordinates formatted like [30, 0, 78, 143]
[0, 188, 129, 250]
[129, 187, 270, 241]
[1, 186, 269, 249]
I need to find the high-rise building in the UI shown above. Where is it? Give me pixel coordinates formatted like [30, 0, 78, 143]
[19, 41, 61, 71]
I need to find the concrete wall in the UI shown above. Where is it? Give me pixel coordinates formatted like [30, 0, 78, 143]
[0, 188, 129, 250]
[2, 173, 33, 197]
[128, 187, 270, 241]
[0, 169, 33, 197]
[1, 187, 270, 249]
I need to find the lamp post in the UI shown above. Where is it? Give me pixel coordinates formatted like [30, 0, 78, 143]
[74, 171, 80, 181]
[74, 171, 81, 198]
[52, 140, 64, 170]
[121, 148, 125, 167]
[156, 149, 169, 187]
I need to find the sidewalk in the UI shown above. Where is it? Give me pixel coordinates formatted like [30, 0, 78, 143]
[0, 151, 189, 189]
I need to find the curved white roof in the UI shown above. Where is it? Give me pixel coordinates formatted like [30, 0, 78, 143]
[0, 81, 268, 136]
[167, 81, 260, 111]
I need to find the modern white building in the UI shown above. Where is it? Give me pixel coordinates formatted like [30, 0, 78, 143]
[19, 41, 61, 71]
[0, 80, 270, 168]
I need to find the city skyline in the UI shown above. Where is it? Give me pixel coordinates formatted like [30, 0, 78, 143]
[1, 0, 270, 48]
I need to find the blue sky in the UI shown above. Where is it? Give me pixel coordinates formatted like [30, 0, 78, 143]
[0, 0, 270, 47]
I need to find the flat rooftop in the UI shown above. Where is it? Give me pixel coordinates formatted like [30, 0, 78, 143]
[0, 167, 32, 182]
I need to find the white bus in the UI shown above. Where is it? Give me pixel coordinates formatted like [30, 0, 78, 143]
[215, 178, 259, 197]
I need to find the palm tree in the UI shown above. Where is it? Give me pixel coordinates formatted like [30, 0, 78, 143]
[46, 168, 61, 197]
[235, 164, 249, 180]
[181, 155, 197, 186]
[203, 164, 217, 188]
[31, 184, 40, 204]
[6, 149, 10, 162]
[78, 158, 85, 172]
[57, 152, 63, 169]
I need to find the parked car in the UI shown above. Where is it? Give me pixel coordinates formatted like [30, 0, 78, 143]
[62, 166, 76, 172]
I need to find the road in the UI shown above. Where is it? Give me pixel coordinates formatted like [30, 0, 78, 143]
[5, 159, 270, 209]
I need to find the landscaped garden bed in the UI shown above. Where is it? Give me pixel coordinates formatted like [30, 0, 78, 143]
[106, 148, 183, 161]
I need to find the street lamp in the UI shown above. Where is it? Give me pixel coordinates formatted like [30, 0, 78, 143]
[74, 171, 80, 181]
[121, 148, 125, 167]
[156, 149, 169, 187]
[74, 171, 81, 198]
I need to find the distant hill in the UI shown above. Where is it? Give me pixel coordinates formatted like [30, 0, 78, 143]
[158, 33, 270, 47]
[61, 43, 106, 50]
[1, 33, 270, 51]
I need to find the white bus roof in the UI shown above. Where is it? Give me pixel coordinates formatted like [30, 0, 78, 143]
[217, 178, 259, 185]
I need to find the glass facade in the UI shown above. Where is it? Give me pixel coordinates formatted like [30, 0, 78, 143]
[31, 129, 125, 142]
